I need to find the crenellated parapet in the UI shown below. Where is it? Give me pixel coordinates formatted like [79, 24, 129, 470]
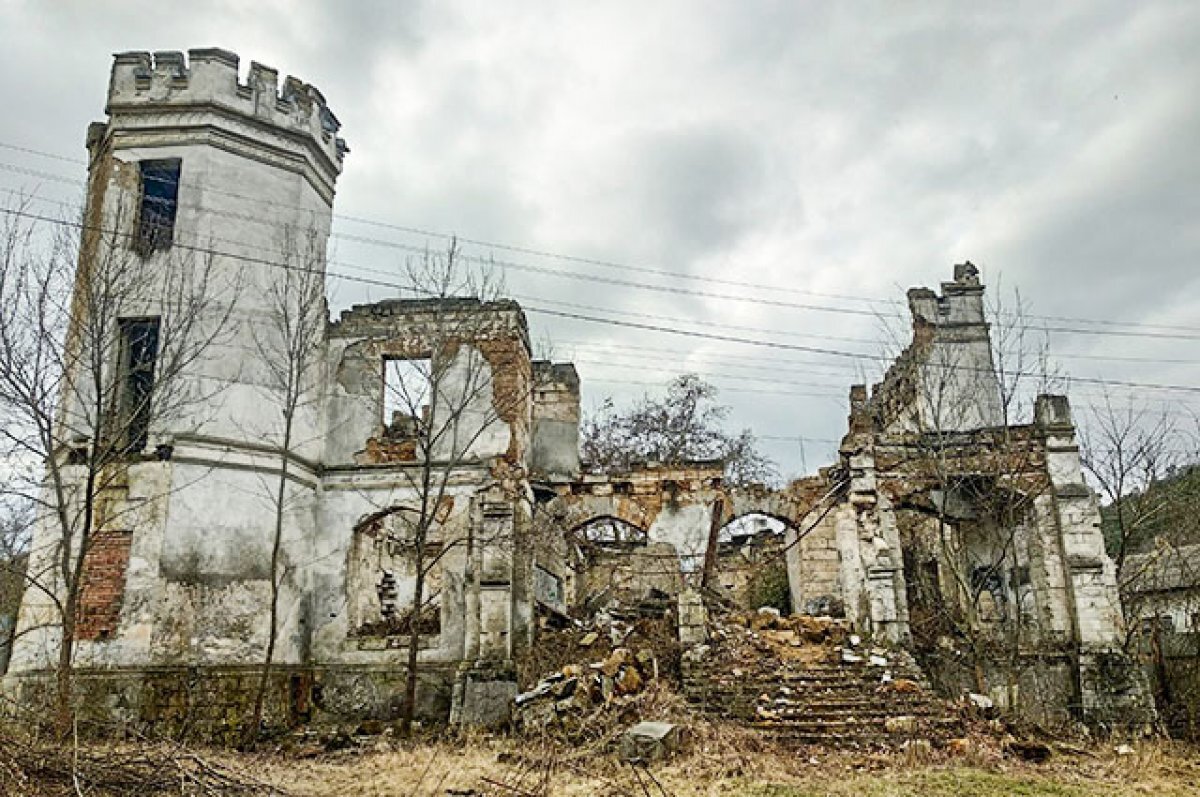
[107, 49, 347, 171]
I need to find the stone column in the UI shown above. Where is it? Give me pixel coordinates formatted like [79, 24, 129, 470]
[1035, 395, 1154, 730]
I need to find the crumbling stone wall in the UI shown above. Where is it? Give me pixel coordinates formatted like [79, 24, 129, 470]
[5, 50, 538, 737]
[535, 466, 838, 616]
[9, 50, 1157, 741]
[530, 362, 580, 477]
[325, 298, 532, 467]
[788, 266, 1153, 730]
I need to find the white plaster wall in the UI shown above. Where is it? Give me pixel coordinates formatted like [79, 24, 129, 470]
[919, 335, 1004, 432]
[1027, 495, 1073, 636]
[833, 505, 867, 627]
[647, 502, 714, 565]
[6, 497, 74, 672]
[322, 337, 376, 466]
[306, 474, 486, 666]
[95, 141, 333, 463]
[431, 345, 511, 462]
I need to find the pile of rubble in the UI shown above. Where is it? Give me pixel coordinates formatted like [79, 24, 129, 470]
[514, 643, 662, 730]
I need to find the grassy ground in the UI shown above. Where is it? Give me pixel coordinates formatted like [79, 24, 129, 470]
[256, 738, 1200, 797]
[4, 718, 1197, 796]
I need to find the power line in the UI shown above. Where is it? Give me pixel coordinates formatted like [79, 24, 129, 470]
[587, 378, 848, 400]
[558, 337, 1200, 373]
[531, 303, 1200, 395]
[9, 183, 1197, 366]
[574, 359, 850, 396]
[3, 140, 1200, 337]
[3, 202, 1199, 398]
[27, 163, 1200, 342]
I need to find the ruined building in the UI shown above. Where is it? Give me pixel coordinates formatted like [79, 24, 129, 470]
[797, 265, 1153, 727]
[3, 50, 1150, 735]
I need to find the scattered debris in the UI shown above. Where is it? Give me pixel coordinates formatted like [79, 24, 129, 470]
[966, 693, 999, 719]
[884, 716, 917, 734]
[945, 737, 972, 755]
[515, 616, 675, 735]
[967, 693, 994, 711]
[885, 679, 922, 695]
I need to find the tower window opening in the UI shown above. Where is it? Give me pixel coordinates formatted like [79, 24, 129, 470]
[117, 317, 160, 454]
[135, 159, 181, 255]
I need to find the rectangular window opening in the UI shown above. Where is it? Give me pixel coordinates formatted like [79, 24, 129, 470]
[118, 318, 160, 454]
[135, 159, 181, 256]
[383, 357, 432, 437]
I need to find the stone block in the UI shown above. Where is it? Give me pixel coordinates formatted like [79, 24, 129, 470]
[457, 675, 517, 729]
[677, 589, 707, 645]
[619, 721, 681, 762]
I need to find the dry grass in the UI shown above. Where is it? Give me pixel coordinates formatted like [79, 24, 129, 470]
[3, 718, 1197, 796]
[247, 735, 1200, 797]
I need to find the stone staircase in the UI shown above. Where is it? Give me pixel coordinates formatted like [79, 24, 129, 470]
[681, 615, 964, 748]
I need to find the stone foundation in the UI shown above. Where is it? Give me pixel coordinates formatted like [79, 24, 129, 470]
[2, 663, 461, 742]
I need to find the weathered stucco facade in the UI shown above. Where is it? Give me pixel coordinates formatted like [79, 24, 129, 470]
[4, 50, 1150, 736]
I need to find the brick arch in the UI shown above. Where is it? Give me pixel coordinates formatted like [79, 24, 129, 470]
[570, 514, 650, 546]
[716, 510, 801, 535]
[546, 492, 662, 538]
[353, 504, 419, 536]
[724, 479, 827, 531]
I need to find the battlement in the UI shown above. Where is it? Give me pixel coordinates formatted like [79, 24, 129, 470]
[107, 49, 347, 169]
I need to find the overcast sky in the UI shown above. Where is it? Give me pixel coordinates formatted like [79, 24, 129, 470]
[0, 0, 1197, 479]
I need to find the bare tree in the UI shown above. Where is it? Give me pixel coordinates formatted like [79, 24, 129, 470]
[244, 224, 328, 741]
[1080, 393, 1180, 574]
[0, 197, 234, 734]
[580, 374, 779, 486]
[361, 241, 525, 734]
[0, 499, 32, 674]
[1082, 399, 1200, 733]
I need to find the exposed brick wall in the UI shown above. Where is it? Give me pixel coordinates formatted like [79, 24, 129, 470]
[75, 529, 133, 640]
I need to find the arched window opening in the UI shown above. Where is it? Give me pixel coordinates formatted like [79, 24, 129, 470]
[347, 506, 444, 640]
[575, 516, 648, 548]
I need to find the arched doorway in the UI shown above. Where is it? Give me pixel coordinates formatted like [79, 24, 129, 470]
[711, 512, 792, 612]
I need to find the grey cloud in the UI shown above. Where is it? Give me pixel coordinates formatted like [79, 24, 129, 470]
[0, 0, 1198, 479]
[624, 126, 772, 262]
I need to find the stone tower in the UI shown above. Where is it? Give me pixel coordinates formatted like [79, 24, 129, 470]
[7, 49, 346, 676]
